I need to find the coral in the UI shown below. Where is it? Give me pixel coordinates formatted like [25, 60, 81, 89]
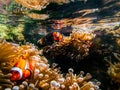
[13, 0, 73, 20]
[14, 0, 77, 10]
[42, 28, 95, 61]
[107, 53, 120, 84]
[0, 23, 24, 41]
[15, 0, 50, 10]
[0, 40, 100, 89]
[49, 0, 71, 4]
[27, 13, 49, 20]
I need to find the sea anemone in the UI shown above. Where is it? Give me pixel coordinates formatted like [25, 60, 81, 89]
[14, 0, 49, 10]
[0, 39, 21, 71]
[108, 53, 120, 84]
[27, 13, 49, 20]
[43, 28, 95, 61]
[0, 40, 100, 89]
[14, 0, 73, 11]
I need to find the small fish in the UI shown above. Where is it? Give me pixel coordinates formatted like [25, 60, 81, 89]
[38, 31, 63, 46]
[53, 32, 63, 42]
[10, 56, 34, 81]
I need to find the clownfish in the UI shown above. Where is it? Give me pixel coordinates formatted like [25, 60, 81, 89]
[10, 56, 34, 81]
[52, 20, 63, 30]
[52, 32, 63, 42]
[38, 31, 63, 46]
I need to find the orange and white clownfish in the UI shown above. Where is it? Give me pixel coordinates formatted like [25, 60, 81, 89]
[38, 31, 63, 46]
[10, 56, 34, 81]
[52, 32, 63, 42]
[52, 20, 63, 30]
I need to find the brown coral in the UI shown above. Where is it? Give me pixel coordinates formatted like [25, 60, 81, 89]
[43, 29, 95, 61]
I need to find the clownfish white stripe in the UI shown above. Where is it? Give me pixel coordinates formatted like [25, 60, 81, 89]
[11, 67, 23, 80]
[25, 59, 29, 70]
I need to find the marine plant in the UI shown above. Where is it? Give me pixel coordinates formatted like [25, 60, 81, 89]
[0, 40, 100, 90]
